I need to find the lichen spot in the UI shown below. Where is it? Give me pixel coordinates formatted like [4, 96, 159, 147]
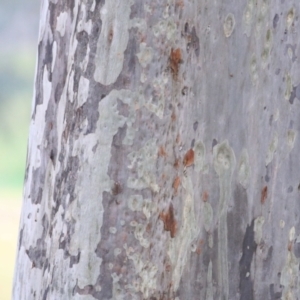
[169, 48, 182, 79]
[223, 13, 235, 37]
[160, 203, 177, 238]
[286, 8, 295, 29]
[183, 149, 195, 167]
[261, 186, 268, 204]
[213, 141, 235, 173]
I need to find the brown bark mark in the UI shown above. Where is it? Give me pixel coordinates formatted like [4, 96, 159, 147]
[160, 203, 177, 238]
[261, 186, 268, 204]
[172, 176, 181, 195]
[202, 191, 209, 202]
[183, 148, 194, 167]
[169, 48, 182, 80]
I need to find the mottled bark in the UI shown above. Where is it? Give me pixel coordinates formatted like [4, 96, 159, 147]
[13, 0, 300, 299]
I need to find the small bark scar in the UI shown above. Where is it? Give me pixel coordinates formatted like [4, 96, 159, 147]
[159, 203, 177, 238]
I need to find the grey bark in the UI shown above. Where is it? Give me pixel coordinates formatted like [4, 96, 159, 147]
[13, 0, 300, 299]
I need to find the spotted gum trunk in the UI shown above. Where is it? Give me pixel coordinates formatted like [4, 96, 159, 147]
[13, 0, 300, 299]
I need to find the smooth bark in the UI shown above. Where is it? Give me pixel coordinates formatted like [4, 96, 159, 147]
[14, 1, 300, 299]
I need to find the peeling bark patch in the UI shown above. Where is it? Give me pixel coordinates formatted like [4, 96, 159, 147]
[169, 48, 182, 79]
[239, 220, 257, 299]
[160, 203, 177, 238]
[183, 149, 194, 167]
[261, 186, 268, 204]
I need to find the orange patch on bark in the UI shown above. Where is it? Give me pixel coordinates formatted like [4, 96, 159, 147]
[173, 176, 181, 194]
[160, 203, 177, 238]
[183, 149, 195, 167]
[171, 111, 176, 121]
[158, 146, 167, 157]
[261, 186, 268, 204]
[196, 239, 204, 255]
[202, 191, 209, 202]
[170, 48, 182, 78]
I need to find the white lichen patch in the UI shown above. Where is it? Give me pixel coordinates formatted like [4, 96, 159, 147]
[131, 223, 150, 248]
[136, 43, 153, 68]
[168, 175, 198, 291]
[286, 8, 295, 29]
[285, 73, 292, 100]
[144, 73, 168, 119]
[128, 195, 144, 212]
[238, 149, 250, 188]
[152, 18, 177, 41]
[56, 11, 68, 36]
[223, 13, 235, 37]
[127, 139, 159, 192]
[280, 229, 300, 299]
[287, 130, 296, 149]
[254, 216, 265, 244]
[130, 18, 147, 34]
[123, 245, 158, 298]
[213, 140, 235, 300]
[266, 133, 278, 166]
[194, 141, 206, 172]
[94, 1, 133, 85]
[243, 0, 255, 37]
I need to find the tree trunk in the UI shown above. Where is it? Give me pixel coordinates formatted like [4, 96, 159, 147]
[13, 0, 300, 299]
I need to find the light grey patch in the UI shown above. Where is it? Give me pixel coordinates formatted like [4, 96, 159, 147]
[223, 13, 235, 37]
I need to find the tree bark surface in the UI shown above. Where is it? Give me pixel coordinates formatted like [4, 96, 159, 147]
[13, 1, 300, 299]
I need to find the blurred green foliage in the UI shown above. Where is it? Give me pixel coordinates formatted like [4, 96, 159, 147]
[0, 50, 34, 193]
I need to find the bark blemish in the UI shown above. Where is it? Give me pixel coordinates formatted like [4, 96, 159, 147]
[223, 13, 235, 37]
[172, 176, 181, 195]
[160, 203, 177, 238]
[261, 186, 268, 204]
[183, 148, 194, 167]
[169, 48, 182, 79]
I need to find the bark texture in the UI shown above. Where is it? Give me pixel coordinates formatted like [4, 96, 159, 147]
[13, 0, 300, 299]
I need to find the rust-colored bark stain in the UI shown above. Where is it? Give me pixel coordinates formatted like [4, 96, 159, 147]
[169, 48, 182, 79]
[288, 241, 293, 252]
[171, 111, 176, 121]
[112, 182, 122, 195]
[202, 191, 209, 202]
[196, 239, 204, 255]
[183, 149, 195, 167]
[261, 186, 268, 204]
[158, 146, 167, 157]
[173, 176, 181, 194]
[176, 134, 181, 144]
[174, 158, 180, 169]
[160, 203, 177, 238]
